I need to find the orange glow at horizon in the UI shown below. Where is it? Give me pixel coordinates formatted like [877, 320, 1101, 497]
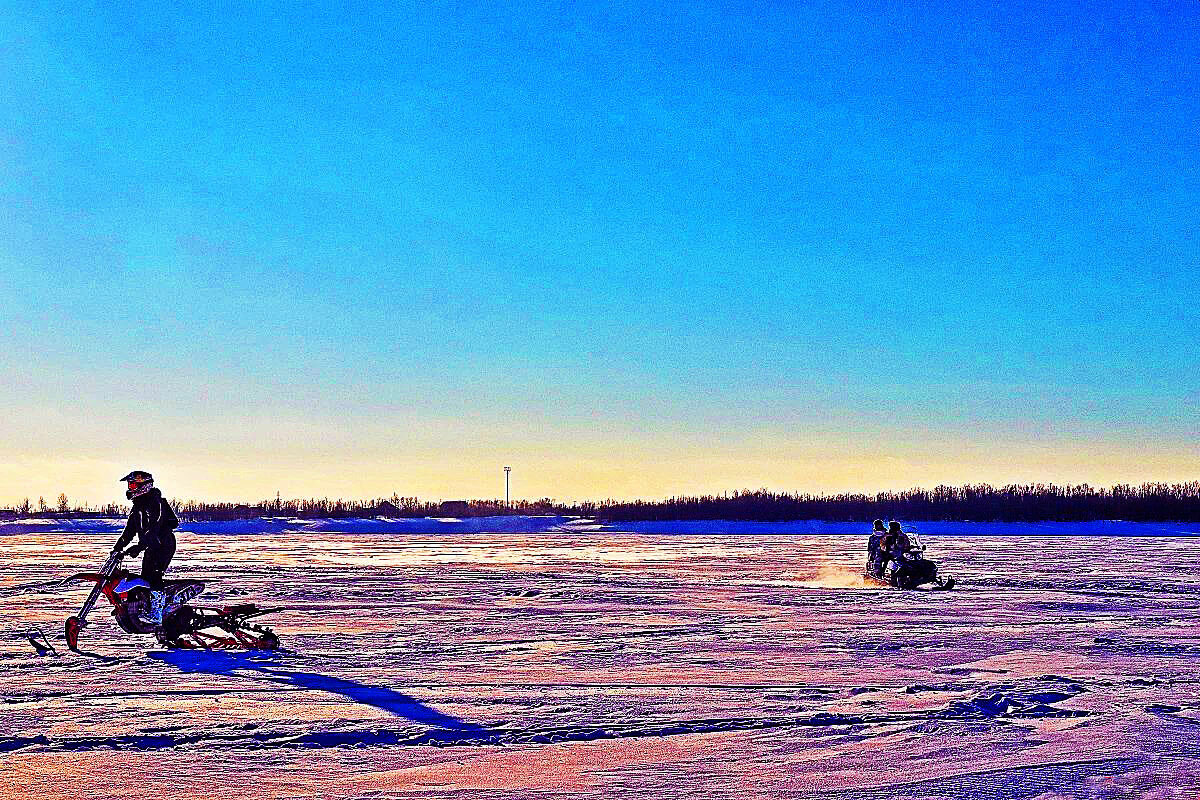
[1, 434, 1195, 508]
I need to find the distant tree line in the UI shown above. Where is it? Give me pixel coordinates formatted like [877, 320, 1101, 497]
[2, 483, 1197, 522]
[167, 494, 568, 521]
[0, 493, 561, 520]
[589, 483, 1200, 522]
[0, 494, 128, 518]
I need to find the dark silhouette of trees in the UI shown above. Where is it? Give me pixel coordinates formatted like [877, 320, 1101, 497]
[592, 483, 1200, 522]
[3, 482, 1198, 521]
[169, 495, 568, 521]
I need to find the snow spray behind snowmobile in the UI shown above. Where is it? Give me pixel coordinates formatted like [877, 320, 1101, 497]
[65, 551, 280, 651]
[865, 527, 956, 590]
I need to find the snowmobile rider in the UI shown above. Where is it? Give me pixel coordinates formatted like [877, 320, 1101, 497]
[882, 520, 915, 581]
[867, 519, 887, 576]
[112, 470, 179, 591]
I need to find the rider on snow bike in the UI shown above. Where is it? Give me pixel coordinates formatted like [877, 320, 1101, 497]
[112, 470, 179, 623]
[63, 470, 280, 651]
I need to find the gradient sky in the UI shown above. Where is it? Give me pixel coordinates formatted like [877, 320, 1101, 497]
[1, 1, 1197, 505]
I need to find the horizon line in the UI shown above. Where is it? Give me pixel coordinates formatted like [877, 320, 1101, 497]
[7, 478, 1198, 512]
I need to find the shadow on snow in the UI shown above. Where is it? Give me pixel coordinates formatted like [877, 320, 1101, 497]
[151, 650, 484, 732]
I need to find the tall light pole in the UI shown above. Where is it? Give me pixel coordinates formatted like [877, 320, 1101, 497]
[504, 466, 511, 507]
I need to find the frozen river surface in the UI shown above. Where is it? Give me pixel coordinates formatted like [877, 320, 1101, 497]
[2, 527, 1199, 799]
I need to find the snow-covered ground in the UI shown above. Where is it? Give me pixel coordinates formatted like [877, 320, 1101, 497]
[2, 522, 1199, 798]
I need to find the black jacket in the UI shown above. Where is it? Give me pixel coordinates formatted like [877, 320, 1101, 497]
[882, 530, 912, 555]
[867, 532, 884, 557]
[116, 488, 179, 552]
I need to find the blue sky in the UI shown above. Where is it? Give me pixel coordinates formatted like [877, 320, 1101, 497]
[1, 1, 1197, 503]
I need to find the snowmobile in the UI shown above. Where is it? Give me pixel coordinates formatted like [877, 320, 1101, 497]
[65, 550, 281, 651]
[865, 527, 955, 590]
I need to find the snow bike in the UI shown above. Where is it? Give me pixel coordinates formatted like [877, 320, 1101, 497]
[865, 527, 956, 590]
[65, 550, 281, 651]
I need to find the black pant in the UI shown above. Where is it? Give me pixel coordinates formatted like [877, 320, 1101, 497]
[141, 536, 176, 589]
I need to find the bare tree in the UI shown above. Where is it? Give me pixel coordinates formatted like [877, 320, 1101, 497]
[57, 493, 69, 513]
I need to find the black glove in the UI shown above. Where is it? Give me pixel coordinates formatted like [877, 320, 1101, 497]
[124, 545, 144, 558]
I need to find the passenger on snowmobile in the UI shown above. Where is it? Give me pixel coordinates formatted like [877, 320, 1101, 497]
[112, 470, 179, 622]
[866, 519, 887, 577]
